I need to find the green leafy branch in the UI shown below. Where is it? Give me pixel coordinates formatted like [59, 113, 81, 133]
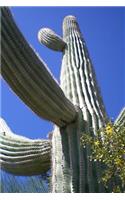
[81, 122, 125, 192]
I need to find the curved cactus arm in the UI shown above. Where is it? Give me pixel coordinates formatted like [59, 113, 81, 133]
[1, 7, 77, 127]
[38, 28, 66, 51]
[0, 118, 51, 176]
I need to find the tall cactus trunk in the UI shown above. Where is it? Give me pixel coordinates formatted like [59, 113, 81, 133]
[51, 16, 108, 193]
[52, 109, 86, 193]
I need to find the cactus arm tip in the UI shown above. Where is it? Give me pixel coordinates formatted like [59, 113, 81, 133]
[38, 27, 66, 51]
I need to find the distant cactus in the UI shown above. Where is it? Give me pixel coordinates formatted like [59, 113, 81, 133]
[0, 7, 124, 193]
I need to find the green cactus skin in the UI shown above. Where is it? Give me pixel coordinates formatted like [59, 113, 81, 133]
[38, 28, 66, 51]
[61, 15, 108, 127]
[0, 118, 51, 176]
[51, 126, 71, 193]
[51, 110, 85, 193]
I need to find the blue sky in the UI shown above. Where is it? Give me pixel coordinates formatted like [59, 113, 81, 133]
[1, 7, 125, 139]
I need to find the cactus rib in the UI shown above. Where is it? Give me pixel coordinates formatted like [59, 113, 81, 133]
[38, 28, 66, 51]
[0, 118, 51, 176]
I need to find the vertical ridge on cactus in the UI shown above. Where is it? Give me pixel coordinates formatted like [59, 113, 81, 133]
[51, 126, 72, 193]
[62, 15, 108, 126]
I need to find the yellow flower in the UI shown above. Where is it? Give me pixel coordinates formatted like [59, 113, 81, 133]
[114, 158, 123, 167]
[105, 124, 113, 135]
[94, 140, 100, 146]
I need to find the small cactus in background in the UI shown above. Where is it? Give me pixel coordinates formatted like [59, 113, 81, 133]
[0, 7, 124, 193]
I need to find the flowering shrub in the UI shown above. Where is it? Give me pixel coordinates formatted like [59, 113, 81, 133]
[81, 122, 125, 192]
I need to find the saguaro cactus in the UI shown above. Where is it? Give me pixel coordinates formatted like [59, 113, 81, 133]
[0, 7, 124, 193]
[38, 15, 108, 193]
